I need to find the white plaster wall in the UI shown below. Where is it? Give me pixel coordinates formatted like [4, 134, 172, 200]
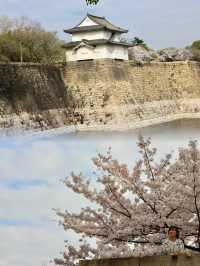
[66, 46, 105, 61]
[66, 44, 128, 61]
[72, 30, 112, 42]
[106, 45, 129, 60]
[78, 17, 98, 27]
[112, 33, 121, 42]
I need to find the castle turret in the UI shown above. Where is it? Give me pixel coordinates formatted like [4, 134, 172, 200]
[63, 14, 131, 61]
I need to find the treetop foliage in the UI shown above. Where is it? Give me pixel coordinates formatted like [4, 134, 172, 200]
[86, 0, 99, 4]
[131, 37, 149, 50]
[55, 137, 200, 265]
[191, 40, 200, 50]
[0, 16, 65, 63]
[188, 40, 200, 62]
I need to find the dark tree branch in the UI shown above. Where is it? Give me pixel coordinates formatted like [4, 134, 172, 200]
[184, 244, 200, 252]
[166, 208, 178, 218]
[108, 184, 131, 218]
[136, 189, 158, 214]
[192, 150, 200, 247]
[143, 145, 156, 181]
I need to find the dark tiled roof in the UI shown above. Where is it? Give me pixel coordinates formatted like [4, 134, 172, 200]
[64, 14, 128, 34]
[87, 14, 128, 33]
[64, 25, 104, 34]
[62, 39, 132, 49]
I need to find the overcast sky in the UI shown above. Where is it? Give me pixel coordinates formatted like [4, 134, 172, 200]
[0, 0, 200, 49]
[1, 1, 200, 265]
[1, 123, 200, 266]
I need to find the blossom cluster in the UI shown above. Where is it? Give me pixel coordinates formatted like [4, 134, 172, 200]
[54, 137, 200, 265]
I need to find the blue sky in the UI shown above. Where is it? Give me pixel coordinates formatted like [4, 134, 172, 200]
[0, 0, 200, 48]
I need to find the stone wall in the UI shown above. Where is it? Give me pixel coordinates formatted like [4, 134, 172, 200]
[63, 60, 200, 106]
[0, 63, 70, 113]
[0, 60, 200, 133]
[80, 255, 200, 266]
[62, 60, 200, 130]
[0, 63, 78, 131]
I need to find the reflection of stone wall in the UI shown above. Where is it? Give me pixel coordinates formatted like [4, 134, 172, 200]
[0, 60, 200, 132]
[80, 255, 200, 266]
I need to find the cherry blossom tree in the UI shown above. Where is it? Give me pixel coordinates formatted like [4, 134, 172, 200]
[54, 137, 200, 265]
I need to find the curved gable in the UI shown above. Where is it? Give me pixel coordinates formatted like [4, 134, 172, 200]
[78, 17, 98, 27]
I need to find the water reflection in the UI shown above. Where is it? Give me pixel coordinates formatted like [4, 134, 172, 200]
[0, 119, 200, 266]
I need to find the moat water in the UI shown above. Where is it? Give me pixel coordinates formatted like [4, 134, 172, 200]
[1, 118, 200, 266]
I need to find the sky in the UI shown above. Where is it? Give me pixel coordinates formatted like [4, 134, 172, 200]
[0, 0, 200, 49]
[1, 123, 200, 266]
[0, 0, 200, 265]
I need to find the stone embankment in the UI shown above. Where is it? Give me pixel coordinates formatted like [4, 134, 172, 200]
[80, 255, 200, 266]
[0, 60, 200, 134]
[0, 63, 82, 134]
[62, 60, 200, 131]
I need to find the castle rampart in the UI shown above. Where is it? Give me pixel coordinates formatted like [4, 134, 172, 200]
[0, 60, 200, 132]
[62, 60, 200, 130]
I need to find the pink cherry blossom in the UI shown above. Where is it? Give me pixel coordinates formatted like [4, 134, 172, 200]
[54, 136, 200, 265]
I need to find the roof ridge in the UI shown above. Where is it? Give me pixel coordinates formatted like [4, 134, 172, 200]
[87, 13, 105, 19]
[64, 14, 128, 34]
[88, 14, 127, 32]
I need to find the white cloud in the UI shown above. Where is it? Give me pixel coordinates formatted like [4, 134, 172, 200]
[0, 182, 92, 222]
[0, 224, 69, 266]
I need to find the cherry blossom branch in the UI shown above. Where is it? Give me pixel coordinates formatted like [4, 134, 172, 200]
[143, 143, 156, 181]
[107, 184, 131, 218]
[192, 160, 200, 246]
[166, 207, 178, 218]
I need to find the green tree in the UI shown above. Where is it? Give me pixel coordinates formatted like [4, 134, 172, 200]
[0, 16, 65, 63]
[86, 0, 99, 4]
[131, 37, 149, 50]
[189, 40, 200, 62]
[191, 40, 200, 50]
[0, 16, 13, 33]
